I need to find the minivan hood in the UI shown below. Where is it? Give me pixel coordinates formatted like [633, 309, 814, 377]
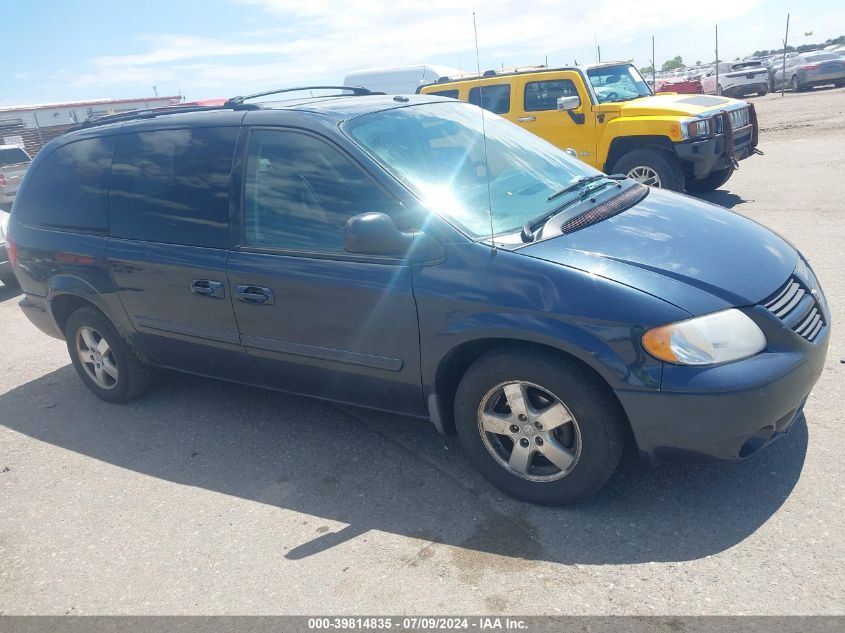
[605, 93, 745, 117]
[519, 188, 797, 315]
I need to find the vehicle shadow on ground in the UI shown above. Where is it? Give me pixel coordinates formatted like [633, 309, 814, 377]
[0, 366, 808, 566]
[692, 189, 747, 209]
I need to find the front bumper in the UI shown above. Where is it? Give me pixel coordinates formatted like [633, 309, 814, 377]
[616, 308, 829, 466]
[674, 115, 757, 179]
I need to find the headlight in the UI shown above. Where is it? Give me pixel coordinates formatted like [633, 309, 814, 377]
[682, 117, 712, 139]
[641, 309, 766, 365]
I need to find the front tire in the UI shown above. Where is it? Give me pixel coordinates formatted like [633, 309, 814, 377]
[65, 306, 152, 403]
[613, 148, 686, 192]
[791, 75, 803, 92]
[454, 349, 626, 505]
[685, 167, 734, 193]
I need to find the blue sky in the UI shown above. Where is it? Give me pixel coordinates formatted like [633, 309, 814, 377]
[5, 0, 843, 106]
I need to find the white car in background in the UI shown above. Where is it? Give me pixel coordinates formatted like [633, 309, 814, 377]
[701, 60, 770, 97]
[0, 144, 32, 210]
[0, 208, 17, 287]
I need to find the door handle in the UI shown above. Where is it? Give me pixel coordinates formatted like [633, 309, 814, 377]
[191, 279, 225, 299]
[517, 116, 536, 122]
[236, 285, 275, 305]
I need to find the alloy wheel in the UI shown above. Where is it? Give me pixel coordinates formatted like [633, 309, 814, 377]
[75, 326, 119, 389]
[627, 166, 662, 187]
[477, 381, 581, 482]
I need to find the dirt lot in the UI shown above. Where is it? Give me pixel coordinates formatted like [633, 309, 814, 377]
[1, 87, 844, 616]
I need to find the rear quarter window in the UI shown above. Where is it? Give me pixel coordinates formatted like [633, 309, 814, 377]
[14, 136, 116, 232]
[108, 127, 238, 248]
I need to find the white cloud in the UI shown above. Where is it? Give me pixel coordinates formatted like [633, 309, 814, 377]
[71, 0, 767, 97]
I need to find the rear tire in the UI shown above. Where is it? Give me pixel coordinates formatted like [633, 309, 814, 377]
[685, 167, 734, 193]
[454, 349, 626, 505]
[834, 80, 845, 88]
[0, 273, 18, 288]
[791, 75, 803, 92]
[65, 306, 152, 403]
[613, 148, 686, 192]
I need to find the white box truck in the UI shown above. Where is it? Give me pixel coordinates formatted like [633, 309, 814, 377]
[343, 65, 462, 95]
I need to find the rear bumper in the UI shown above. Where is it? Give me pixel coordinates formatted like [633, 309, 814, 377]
[724, 82, 768, 96]
[19, 293, 64, 339]
[804, 72, 845, 86]
[616, 326, 828, 466]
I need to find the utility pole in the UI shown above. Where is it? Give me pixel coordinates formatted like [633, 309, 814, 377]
[652, 36, 656, 90]
[715, 24, 720, 95]
[782, 13, 790, 97]
[153, 85, 158, 97]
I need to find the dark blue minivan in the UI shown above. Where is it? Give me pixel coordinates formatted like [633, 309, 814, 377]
[6, 90, 829, 504]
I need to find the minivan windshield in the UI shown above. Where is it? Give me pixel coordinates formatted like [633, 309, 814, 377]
[587, 64, 652, 103]
[344, 102, 600, 238]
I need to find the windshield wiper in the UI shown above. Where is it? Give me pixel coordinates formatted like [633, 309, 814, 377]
[546, 175, 606, 202]
[522, 175, 626, 242]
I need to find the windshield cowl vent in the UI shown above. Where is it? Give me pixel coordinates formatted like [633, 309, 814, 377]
[559, 183, 649, 235]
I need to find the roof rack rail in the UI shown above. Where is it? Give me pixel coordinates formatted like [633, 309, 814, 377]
[224, 85, 377, 106]
[75, 103, 251, 130]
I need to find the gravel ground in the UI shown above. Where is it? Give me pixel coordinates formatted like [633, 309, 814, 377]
[1, 87, 843, 616]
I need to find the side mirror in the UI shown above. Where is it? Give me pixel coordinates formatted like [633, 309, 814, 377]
[345, 212, 435, 258]
[556, 95, 581, 111]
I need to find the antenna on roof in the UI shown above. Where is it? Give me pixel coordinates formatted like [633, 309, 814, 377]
[473, 12, 496, 254]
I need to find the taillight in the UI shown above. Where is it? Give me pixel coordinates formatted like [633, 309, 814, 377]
[0, 173, 7, 187]
[800, 64, 819, 71]
[6, 236, 17, 268]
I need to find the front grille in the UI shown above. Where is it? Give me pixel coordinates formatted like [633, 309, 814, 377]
[730, 107, 750, 129]
[763, 277, 825, 342]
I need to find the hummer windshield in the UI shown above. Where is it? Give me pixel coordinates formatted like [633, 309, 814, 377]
[344, 101, 607, 239]
[587, 64, 653, 104]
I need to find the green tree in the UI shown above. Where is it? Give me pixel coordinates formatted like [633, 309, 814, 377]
[639, 65, 655, 75]
[661, 56, 684, 71]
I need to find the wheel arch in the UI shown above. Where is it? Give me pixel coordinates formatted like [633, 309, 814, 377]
[429, 337, 632, 438]
[46, 276, 145, 359]
[603, 135, 675, 173]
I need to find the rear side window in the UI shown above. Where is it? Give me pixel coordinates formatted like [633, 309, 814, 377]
[468, 84, 511, 114]
[524, 80, 578, 111]
[15, 137, 115, 232]
[109, 127, 238, 248]
[428, 89, 459, 99]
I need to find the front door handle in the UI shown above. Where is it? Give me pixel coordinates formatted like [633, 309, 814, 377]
[517, 116, 536, 122]
[191, 279, 225, 299]
[236, 285, 275, 305]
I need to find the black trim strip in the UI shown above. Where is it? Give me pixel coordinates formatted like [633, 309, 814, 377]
[134, 316, 240, 345]
[241, 335, 403, 372]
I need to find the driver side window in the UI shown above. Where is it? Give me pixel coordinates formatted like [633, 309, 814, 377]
[243, 130, 400, 253]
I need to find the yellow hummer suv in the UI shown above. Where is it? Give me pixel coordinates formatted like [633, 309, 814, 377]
[418, 62, 761, 192]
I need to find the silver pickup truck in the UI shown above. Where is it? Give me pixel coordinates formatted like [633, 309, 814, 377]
[1, 144, 32, 210]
